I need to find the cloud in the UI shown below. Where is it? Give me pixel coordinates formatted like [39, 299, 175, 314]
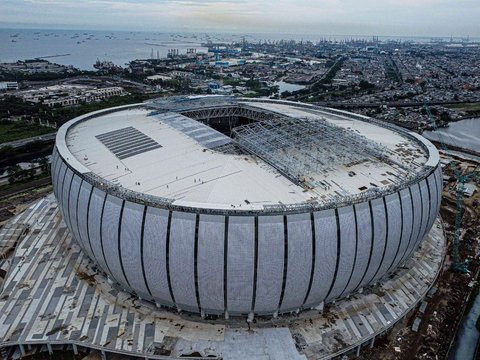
[0, 0, 479, 36]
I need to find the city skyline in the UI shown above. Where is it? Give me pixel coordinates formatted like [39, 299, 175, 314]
[1, 0, 479, 37]
[1, 0, 479, 357]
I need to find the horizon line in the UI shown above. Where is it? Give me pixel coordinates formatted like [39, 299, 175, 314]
[0, 23, 477, 40]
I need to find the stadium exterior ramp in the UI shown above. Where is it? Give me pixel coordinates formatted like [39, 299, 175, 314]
[0, 195, 445, 359]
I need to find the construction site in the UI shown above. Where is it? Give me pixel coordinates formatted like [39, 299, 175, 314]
[359, 151, 480, 360]
[0, 96, 478, 359]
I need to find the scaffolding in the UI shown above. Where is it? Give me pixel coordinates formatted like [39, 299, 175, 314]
[232, 116, 390, 185]
[145, 96, 238, 113]
[145, 96, 420, 195]
[180, 104, 279, 123]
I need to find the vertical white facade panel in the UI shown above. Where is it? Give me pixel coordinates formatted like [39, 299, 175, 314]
[88, 188, 110, 277]
[362, 199, 386, 285]
[427, 172, 439, 233]
[326, 206, 356, 301]
[349, 202, 372, 291]
[61, 169, 74, 231]
[390, 188, 413, 270]
[376, 193, 402, 280]
[417, 180, 430, 248]
[121, 201, 152, 301]
[304, 209, 337, 307]
[56, 160, 67, 199]
[227, 216, 254, 315]
[435, 166, 443, 214]
[53, 151, 64, 199]
[51, 149, 61, 198]
[143, 207, 173, 307]
[56, 162, 67, 220]
[101, 195, 125, 285]
[255, 215, 284, 314]
[68, 175, 83, 250]
[77, 181, 94, 261]
[198, 214, 225, 314]
[281, 213, 312, 311]
[169, 211, 198, 313]
[404, 184, 423, 262]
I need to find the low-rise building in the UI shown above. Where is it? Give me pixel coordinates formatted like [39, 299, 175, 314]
[0, 82, 19, 91]
[20, 85, 126, 107]
[461, 183, 477, 197]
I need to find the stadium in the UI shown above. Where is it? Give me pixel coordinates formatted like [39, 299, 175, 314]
[51, 96, 442, 318]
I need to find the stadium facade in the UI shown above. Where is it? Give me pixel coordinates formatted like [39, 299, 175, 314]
[51, 97, 442, 317]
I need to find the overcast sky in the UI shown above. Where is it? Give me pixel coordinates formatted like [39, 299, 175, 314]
[0, 0, 478, 37]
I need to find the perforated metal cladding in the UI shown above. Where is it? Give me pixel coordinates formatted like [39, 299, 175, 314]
[143, 207, 173, 307]
[95, 126, 162, 160]
[169, 212, 198, 312]
[121, 201, 152, 300]
[68, 175, 83, 251]
[51, 148, 61, 198]
[56, 162, 67, 220]
[407, 184, 423, 261]
[197, 214, 225, 314]
[62, 168, 74, 222]
[227, 216, 255, 315]
[370, 197, 390, 284]
[433, 166, 443, 228]
[362, 199, 386, 285]
[77, 181, 94, 261]
[255, 216, 284, 314]
[348, 202, 372, 291]
[427, 174, 439, 235]
[391, 189, 414, 270]
[377, 194, 402, 279]
[327, 206, 356, 301]
[53, 148, 442, 317]
[88, 188, 110, 277]
[418, 180, 431, 245]
[304, 209, 337, 306]
[281, 213, 312, 311]
[101, 195, 125, 285]
[435, 166, 443, 213]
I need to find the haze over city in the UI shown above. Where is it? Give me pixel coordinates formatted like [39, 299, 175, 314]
[1, 0, 480, 36]
[1, 0, 480, 359]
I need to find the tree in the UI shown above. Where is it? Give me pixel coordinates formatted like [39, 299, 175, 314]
[27, 164, 36, 180]
[38, 157, 51, 176]
[439, 111, 452, 123]
[359, 80, 375, 90]
[6, 164, 22, 184]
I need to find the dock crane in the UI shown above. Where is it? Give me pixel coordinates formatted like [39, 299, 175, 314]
[423, 104, 478, 273]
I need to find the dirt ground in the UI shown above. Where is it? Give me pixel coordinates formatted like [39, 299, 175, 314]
[0, 184, 53, 227]
[1, 156, 478, 360]
[357, 158, 480, 360]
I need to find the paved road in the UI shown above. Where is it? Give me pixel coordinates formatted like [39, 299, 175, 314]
[0, 177, 51, 200]
[314, 100, 479, 109]
[0, 133, 56, 149]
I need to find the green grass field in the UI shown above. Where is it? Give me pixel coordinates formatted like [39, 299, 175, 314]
[448, 102, 480, 113]
[0, 121, 55, 144]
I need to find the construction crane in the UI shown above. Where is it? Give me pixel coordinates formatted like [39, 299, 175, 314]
[423, 104, 478, 273]
[209, 47, 221, 62]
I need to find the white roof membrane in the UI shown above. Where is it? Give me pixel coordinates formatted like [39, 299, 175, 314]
[59, 99, 436, 211]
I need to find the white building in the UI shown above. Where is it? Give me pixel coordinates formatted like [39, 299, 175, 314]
[20, 85, 125, 107]
[461, 183, 477, 197]
[0, 82, 19, 91]
[52, 96, 442, 318]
